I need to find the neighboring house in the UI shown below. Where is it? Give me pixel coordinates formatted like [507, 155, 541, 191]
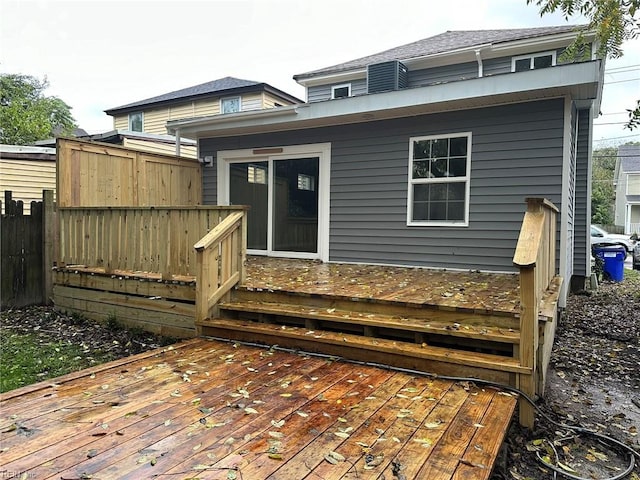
[613, 144, 640, 235]
[167, 25, 604, 303]
[104, 76, 303, 158]
[35, 130, 199, 159]
[0, 144, 56, 214]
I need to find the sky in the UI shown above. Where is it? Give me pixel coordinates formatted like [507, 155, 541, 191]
[1, 0, 639, 147]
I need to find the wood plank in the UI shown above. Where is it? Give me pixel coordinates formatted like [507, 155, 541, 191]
[452, 391, 518, 479]
[221, 301, 520, 344]
[199, 318, 529, 375]
[0, 339, 516, 480]
[51, 353, 350, 479]
[411, 387, 497, 480]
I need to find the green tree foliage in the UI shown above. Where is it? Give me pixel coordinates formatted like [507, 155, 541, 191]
[527, 0, 640, 129]
[0, 74, 77, 145]
[591, 146, 617, 224]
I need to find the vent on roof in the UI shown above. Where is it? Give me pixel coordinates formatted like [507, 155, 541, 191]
[367, 61, 408, 94]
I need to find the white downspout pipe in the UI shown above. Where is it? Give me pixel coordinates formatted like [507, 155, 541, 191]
[475, 49, 484, 78]
[175, 128, 181, 157]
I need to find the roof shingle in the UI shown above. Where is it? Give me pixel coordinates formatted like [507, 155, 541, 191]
[105, 77, 263, 113]
[294, 25, 585, 80]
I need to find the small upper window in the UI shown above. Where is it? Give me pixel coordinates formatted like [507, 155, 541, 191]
[511, 51, 556, 72]
[128, 112, 143, 132]
[221, 96, 241, 114]
[331, 83, 351, 99]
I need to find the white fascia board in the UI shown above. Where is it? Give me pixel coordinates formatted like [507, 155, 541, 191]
[489, 31, 596, 56]
[170, 61, 601, 139]
[296, 69, 367, 88]
[166, 104, 299, 136]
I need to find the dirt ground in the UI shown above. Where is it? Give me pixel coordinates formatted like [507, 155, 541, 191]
[492, 270, 640, 479]
[1, 270, 639, 479]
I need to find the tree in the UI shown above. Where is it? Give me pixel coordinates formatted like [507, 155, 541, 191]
[591, 146, 617, 225]
[527, 0, 640, 129]
[0, 74, 77, 145]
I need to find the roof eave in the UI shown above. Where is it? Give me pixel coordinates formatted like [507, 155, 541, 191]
[171, 61, 602, 140]
[294, 28, 596, 86]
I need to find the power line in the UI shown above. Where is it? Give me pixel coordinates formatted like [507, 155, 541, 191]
[606, 64, 640, 72]
[603, 78, 640, 85]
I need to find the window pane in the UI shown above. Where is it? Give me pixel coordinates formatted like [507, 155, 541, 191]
[333, 86, 349, 98]
[413, 201, 428, 220]
[449, 137, 467, 156]
[413, 184, 429, 201]
[515, 58, 530, 72]
[449, 157, 467, 177]
[129, 112, 143, 132]
[448, 201, 465, 220]
[413, 140, 430, 159]
[429, 202, 447, 220]
[430, 183, 447, 200]
[448, 182, 466, 200]
[431, 139, 448, 158]
[222, 97, 240, 114]
[533, 55, 553, 69]
[413, 160, 430, 179]
[430, 158, 448, 178]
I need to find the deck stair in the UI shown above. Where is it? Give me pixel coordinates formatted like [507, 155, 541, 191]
[196, 286, 529, 385]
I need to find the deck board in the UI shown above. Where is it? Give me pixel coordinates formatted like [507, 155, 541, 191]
[243, 257, 521, 315]
[0, 338, 516, 480]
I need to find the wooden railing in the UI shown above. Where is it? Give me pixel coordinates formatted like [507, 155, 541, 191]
[512, 197, 559, 428]
[57, 206, 246, 278]
[194, 211, 247, 324]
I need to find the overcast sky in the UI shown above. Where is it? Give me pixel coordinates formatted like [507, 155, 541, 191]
[1, 0, 638, 147]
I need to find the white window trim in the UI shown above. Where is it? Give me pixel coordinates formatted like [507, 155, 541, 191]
[220, 96, 242, 114]
[406, 132, 472, 227]
[511, 50, 557, 72]
[331, 83, 352, 99]
[217, 142, 331, 262]
[128, 112, 143, 131]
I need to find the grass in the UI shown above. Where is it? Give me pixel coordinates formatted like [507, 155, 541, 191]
[0, 332, 115, 393]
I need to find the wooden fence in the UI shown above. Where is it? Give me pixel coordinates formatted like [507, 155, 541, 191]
[57, 138, 202, 207]
[1, 190, 55, 308]
[57, 206, 247, 278]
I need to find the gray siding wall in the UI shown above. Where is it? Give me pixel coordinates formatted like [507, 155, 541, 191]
[307, 79, 367, 103]
[573, 108, 591, 277]
[483, 56, 512, 76]
[200, 98, 566, 272]
[407, 62, 478, 87]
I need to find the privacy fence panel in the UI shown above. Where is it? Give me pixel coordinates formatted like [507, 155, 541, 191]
[0, 191, 54, 307]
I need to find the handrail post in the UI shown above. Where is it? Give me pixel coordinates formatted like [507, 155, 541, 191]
[513, 197, 559, 429]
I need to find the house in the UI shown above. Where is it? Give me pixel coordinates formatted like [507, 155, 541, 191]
[104, 77, 303, 158]
[0, 144, 56, 214]
[167, 25, 603, 302]
[613, 144, 640, 235]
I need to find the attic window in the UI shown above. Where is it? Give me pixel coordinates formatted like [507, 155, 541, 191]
[128, 112, 143, 132]
[511, 51, 556, 72]
[331, 84, 351, 99]
[221, 96, 241, 114]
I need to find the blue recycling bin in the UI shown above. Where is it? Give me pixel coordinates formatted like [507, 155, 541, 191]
[593, 245, 626, 282]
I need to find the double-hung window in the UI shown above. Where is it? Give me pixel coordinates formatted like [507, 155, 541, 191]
[407, 133, 471, 226]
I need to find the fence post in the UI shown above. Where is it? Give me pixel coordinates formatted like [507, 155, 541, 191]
[42, 190, 55, 305]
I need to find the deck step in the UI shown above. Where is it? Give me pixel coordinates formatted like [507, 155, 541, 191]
[197, 318, 530, 382]
[219, 300, 520, 345]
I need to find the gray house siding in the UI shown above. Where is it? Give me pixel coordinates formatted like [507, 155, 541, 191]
[407, 62, 478, 87]
[573, 108, 591, 281]
[200, 98, 566, 272]
[307, 79, 367, 103]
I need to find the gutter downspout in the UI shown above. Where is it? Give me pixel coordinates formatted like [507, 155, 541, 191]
[475, 49, 484, 78]
[175, 128, 181, 157]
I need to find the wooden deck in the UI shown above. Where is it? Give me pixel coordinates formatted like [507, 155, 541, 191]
[0, 338, 516, 480]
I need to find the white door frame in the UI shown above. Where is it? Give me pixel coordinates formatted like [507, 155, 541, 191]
[217, 143, 331, 261]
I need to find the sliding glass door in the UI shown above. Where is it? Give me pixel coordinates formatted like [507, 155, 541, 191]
[228, 156, 320, 256]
